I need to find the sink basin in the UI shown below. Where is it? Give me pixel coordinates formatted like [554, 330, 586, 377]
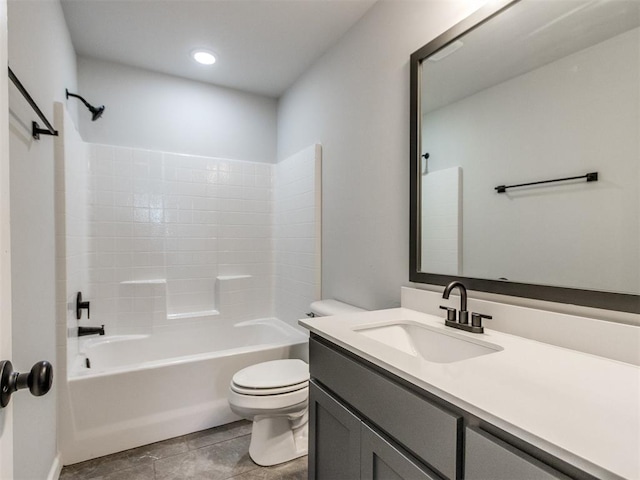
[354, 321, 502, 363]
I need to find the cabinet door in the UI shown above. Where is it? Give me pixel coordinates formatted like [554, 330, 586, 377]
[311, 337, 461, 479]
[361, 423, 441, 480]
[465, 428, 570, 480]
[309, 380, 361, 480]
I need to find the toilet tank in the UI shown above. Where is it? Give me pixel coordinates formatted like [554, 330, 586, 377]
[310, 299, 365, 317]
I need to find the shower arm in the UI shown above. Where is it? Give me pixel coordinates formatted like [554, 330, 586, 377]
[65, 89, 93, 110]
[66, 89, 105, 121]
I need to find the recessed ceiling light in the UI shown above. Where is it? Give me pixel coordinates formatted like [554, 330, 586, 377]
[192, 50, 216, 65]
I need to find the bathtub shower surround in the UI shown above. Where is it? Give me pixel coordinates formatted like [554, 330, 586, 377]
[64, 316, 307, 464]
[56, 116, 322, 465]
[87, 144, 275, 331]
[53, 104, 91, 373]
[274, 145, 322, 332]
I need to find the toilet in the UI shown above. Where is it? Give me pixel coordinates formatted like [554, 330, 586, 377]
[227, 299, 365, 466]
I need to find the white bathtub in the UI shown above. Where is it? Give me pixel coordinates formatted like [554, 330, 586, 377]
[60, 317, 308, 464]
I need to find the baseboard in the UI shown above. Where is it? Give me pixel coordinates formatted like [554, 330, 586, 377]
[46, 452, 62, 480]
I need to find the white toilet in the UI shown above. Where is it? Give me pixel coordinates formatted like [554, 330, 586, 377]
[227, 299, 364, 466]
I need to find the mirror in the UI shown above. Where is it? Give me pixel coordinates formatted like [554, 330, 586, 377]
[410, 0, 639, 313]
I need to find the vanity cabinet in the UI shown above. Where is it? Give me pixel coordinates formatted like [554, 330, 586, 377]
[360, 419, 441, 480]
[309, 380, 440, 480]
[465, 427, 570, 480]
[308, 380, 361, 479]
[309, 335, 589, 480]
[310, 336, 460, 479]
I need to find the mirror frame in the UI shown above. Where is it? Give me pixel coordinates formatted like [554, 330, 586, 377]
[409, 0, 640, 314]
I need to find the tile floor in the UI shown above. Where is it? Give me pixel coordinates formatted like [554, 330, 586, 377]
[60, 421, 308, 480]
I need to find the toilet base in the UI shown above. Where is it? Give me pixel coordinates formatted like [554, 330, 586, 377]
[249, 413, 308, 466]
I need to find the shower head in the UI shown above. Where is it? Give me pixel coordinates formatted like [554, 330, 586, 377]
[65, 89, 105, 122]
[90, 104, 105, 121]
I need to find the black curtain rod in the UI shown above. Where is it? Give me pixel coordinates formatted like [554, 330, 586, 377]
[7, 66, 58, 140]
[495, 172, 598, 194]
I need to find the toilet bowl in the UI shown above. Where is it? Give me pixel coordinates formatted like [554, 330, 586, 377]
[227, 300, 365, 466]
[228, 359, 309, 466]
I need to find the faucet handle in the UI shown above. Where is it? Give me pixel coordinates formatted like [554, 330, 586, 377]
[76, 292, 90, 320]
[471, 312, 492, 328]
[439, 306, 457, 322]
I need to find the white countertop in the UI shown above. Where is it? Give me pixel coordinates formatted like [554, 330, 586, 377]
[300, 307, 640, 480]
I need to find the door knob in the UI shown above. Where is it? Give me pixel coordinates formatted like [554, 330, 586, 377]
[0, 360, 53, 408]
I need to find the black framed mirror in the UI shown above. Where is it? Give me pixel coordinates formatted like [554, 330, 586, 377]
[410, 0, 640, 314]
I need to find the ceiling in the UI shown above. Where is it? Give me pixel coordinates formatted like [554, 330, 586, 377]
[61, 0, 377, 98]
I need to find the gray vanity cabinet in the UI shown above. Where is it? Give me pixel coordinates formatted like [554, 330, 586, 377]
[308, 380, 361, 479]
[309, 380, 440, 480]
[309, 335, 592, 480]
[310, 337, 459, 479]
[464, 427, 570, 480]
[361, 423, 441, 480]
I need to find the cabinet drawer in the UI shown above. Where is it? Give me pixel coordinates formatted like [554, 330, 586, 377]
[465, 428, 570, 480]
[310, 338, 461, 479]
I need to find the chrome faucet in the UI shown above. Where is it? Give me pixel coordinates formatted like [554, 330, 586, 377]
[440, 281, 492, 334]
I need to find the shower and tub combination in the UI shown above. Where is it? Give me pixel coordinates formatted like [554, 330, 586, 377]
[55, 105, 323, 464]
[64, 315, 307, 464]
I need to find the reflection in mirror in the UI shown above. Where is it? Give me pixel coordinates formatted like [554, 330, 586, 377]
[410, 0, 639, 313]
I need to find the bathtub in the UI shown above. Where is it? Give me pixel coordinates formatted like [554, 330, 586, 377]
[60, 317, 308, 464]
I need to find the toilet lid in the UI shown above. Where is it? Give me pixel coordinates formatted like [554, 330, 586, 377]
[232, 359, 309, 389]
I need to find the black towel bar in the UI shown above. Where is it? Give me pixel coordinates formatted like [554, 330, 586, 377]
[495, 172, 598, 194]
[8, 67, 58, 140]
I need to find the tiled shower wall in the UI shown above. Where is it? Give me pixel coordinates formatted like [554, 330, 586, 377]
[87, 144, 274, 333]
[54, 103, 90, 371]
[274, 145, 321, 330]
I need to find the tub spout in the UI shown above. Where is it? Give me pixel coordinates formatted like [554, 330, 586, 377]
[78, 325, 105, 337]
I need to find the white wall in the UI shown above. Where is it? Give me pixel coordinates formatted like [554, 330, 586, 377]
[422, 28, 639, 294]
[7, 0, 77, 478]
[278, 0, 485, 310]
[77, 57, 278, 163]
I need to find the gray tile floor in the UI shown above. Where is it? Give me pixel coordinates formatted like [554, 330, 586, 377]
[60, 421, 308, 480]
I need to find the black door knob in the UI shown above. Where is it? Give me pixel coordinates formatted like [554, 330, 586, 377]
[0, 360, 53, 408]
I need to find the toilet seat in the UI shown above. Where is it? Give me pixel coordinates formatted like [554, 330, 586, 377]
[232, 359, 309, 391]
[230, 381, 308, 396]
[228, 384, 308, 412]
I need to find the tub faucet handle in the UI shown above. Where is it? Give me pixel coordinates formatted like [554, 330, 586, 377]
[76, 292, 90, 320]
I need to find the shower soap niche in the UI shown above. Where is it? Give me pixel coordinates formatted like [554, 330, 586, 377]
[167, 310, 220, 321]
[216, 275, 255, 319]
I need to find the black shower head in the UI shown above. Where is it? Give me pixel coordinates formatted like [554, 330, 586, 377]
[90, 104, 105, 122]
[66, 89, 105, 122]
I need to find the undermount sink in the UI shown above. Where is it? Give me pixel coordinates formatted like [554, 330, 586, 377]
[354, 321, 502, 363]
